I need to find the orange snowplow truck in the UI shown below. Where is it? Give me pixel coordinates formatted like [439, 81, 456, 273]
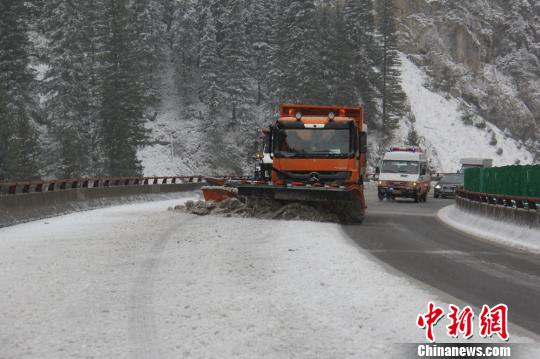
[237, 104, 368, 223]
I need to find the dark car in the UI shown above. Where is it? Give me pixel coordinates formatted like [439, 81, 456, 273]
[434, 173, 464, 198]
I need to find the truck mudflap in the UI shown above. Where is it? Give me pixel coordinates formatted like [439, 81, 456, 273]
[237, 184, 366, 224]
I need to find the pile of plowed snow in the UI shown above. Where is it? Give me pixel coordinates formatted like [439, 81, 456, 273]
[174, 197, 341, 223]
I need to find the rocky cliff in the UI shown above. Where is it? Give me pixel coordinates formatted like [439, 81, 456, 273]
[395, 0, 540, 160]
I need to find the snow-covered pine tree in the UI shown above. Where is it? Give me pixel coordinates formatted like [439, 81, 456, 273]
[343, 0, 379, 125]
[168, 0, 198, 103]
[313, 2, 336, 105]
[247, 0, 274, 106]
[99, 0, 148, 176]
[198, 5, 222, 116]
[280, 0, 324, 104]
[41, 0, 94, 178]
[376, 0, 406, 136]
[267, 0, 291, 106]
[0, 0, 40, 180]
[0, 75, 8, 180]
[130, 0, 163, 106]
[221, 0, 251, 121]
[80, 0, 108, 175]
[323, 3, 356, 106]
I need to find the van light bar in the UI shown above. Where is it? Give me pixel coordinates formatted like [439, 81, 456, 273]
[389, 146, 422, 153]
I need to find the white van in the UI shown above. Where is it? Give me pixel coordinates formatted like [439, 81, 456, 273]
[377, 147, 431, 202]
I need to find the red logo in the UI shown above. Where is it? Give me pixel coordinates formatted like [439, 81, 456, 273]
[417, 302, 445, 342]
[447, 305, 474, 339]
[417, 303, 509, 342]
[479, 304, 509, 341]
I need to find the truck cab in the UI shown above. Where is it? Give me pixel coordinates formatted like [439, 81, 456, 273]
[271, 105, 367, 190]
[238, 104, 369, 222]
[459, 158, 493, 173]
[377, 147, 430, 202]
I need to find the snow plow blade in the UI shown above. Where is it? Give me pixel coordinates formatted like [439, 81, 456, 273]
[202, 186, 237, 202]
[237, 184, 365, 223]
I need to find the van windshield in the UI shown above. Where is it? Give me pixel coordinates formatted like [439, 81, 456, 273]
[381, 160, 419, 174]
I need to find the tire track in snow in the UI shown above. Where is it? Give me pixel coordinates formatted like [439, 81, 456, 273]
[128, 216, 195, 359]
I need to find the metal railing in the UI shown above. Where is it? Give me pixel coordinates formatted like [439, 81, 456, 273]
[0, 176, 205, 195]
[456, 189, 539, 211]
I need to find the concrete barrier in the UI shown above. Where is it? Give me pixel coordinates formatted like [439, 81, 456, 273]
[0, 183, 203, 228]
[455, 196, 540, 229]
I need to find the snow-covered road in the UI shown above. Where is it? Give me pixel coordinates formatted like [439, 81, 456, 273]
[0, 194, 538, 358]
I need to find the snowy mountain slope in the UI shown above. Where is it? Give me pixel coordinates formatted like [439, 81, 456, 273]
[396, 54, 533, 173]
[138, 58, 201, 176]
[138, 50, 266, 177]
[139, 54, 534, 176]
[395, 0, 540, 160]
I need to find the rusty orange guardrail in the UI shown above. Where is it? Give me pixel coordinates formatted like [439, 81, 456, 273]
[456, 188, 539, 211]
[0, 176, 208, 195]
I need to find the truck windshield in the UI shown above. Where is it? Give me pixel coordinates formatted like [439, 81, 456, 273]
[274, 128, 352, 158]
[381, 160, 419, 174]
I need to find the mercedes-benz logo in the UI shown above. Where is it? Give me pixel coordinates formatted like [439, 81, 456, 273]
[309, 172, 320, 183]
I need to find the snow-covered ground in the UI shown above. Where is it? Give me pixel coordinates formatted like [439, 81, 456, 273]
[398, 53, 534, 172]
[1, 197, 538, 358]
[438, 205, 540, 254]
[137, 51, 206, 177]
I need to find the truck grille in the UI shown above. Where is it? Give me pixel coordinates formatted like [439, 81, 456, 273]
[276, 171, 351, 184]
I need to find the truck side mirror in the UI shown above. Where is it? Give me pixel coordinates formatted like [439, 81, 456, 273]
[359, 132, 368, 154]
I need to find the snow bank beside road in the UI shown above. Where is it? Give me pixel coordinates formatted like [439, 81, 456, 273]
[438, 205, 540, 254]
